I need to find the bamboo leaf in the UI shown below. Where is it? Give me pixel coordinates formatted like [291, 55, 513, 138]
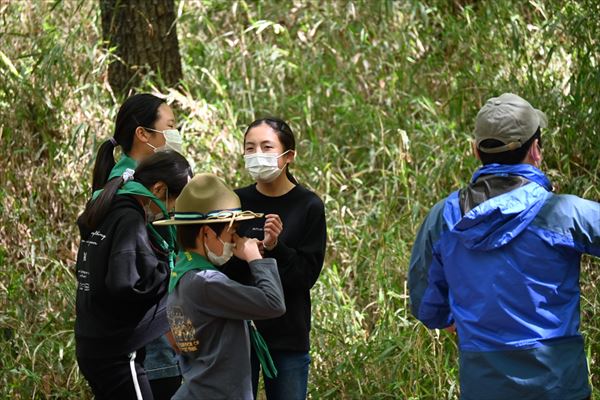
[0, 50, 21, 79]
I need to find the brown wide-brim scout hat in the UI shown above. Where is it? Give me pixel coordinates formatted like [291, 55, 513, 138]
[153, 173, 263, 226]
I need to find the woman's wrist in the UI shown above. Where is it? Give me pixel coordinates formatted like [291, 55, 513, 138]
[264, 239, 278, 251]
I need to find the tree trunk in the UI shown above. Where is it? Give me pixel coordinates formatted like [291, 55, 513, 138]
[101, 0, 183, 95]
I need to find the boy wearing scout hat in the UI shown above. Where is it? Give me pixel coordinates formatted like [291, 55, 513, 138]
[409, 93, 599, 400]
[155, 173, 286, 400]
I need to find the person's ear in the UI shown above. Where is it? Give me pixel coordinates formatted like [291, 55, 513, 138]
[285, 149, 295, 164]
[150, 181, 167, 199]
[529, 139, 542, 166]
[472, 141, 481, 161]
[203, 225, 215, 241]
[135, 126, 150, 143]
[196, 226, 207, 250]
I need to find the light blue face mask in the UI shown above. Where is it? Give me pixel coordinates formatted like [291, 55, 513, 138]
[144, 127, 183, 153]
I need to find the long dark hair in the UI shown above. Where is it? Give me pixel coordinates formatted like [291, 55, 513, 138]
[244, 117, 298, 184]
[81, 150, 192, 231]
[91, 93, 166, 192]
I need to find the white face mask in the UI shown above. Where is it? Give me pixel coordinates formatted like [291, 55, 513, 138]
[143, 197, 167, 222]
[205, 236, 234, 266]
[143, 201, 157, 222]
[145, 128, 183, 153]
[244, 150, 291, 183]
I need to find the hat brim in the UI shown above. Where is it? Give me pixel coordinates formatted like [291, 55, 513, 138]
[153, 212, 263, 226]
[535, 109, 548, 129]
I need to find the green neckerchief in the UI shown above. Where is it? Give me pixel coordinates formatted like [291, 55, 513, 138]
[169, 251, 278, 378]
[169, 250, 216, 293]
[248, 321, 278, 379]
[92, 154, 137, 200]
[92, 155, 176, 267]
[109, 154, 137, 180]
[116, 180, 177, 270]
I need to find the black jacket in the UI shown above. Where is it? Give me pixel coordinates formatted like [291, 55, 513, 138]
[75, 195, 170, 358]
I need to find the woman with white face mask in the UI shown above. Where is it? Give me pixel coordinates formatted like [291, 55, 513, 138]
[88, 93, 185, 398]
[221, 118, 327, 400]
[92, 93, 184, 194]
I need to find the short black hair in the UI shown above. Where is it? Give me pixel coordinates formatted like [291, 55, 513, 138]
[479, 128, 542, 165]
[176, 222, 229, 251]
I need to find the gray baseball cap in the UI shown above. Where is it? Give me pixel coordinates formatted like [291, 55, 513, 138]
[474, 93, 547, 154]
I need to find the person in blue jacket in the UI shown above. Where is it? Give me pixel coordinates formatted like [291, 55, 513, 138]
[408, 93, 600, 400]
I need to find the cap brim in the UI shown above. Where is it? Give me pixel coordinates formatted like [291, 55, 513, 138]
[153, 213, 263, 226]
[535, 109, 548, 129]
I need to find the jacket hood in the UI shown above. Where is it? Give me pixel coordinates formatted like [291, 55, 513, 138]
[78, 194, 144, 239]
[443, 164, 552, 251]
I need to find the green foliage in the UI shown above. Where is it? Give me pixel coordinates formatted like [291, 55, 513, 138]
[0, 1, 598, 398]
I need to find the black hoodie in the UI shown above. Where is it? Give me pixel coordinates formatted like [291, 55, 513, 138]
[75, 195, 170, 358]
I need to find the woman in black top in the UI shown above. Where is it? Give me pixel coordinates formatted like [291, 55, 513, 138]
[75, 151, 192, 399]
[90, 93, 185, 398]
[222, 118, 327, 400]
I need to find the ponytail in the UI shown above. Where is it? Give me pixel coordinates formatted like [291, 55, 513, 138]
[81, 176, 124, 230]
[285, 168, 298, 185]
[91, 139, 118, 192]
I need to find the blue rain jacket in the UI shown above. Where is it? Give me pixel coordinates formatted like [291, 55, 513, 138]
[409, 163, 600, 400]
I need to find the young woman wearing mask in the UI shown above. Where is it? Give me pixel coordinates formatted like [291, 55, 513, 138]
[92, 93, 183, 193]
[75, 150, 192, 399]
[222, 118, 327, 400]
[89, 93, 185, 398]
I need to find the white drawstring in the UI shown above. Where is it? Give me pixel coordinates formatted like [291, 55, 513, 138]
[128, 351, 143, 400]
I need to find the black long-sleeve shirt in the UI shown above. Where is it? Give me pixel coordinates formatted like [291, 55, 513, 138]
[221, 183, 327, 352]
[75, 195, 170, 358]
